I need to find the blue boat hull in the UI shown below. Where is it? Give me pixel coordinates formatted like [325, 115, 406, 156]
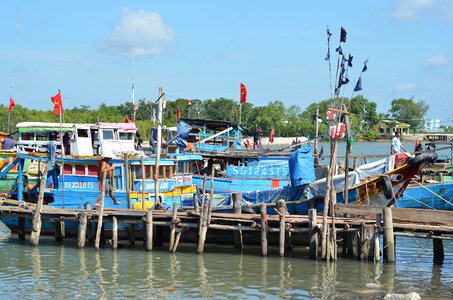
[395, 181, 453, 210]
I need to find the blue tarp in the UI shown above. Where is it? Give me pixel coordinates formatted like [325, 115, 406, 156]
[288, 146, 316, 187]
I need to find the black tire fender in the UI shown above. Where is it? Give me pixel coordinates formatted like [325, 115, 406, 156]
[382, 176, 393, 200]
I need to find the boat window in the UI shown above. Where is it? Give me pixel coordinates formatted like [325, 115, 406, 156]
[102, 129, 115, 140]
[145, 165, 152, 179]
[119, 132, 134, 140]
[134, 165, 143, 180]
[36, 133, 48, 141]
[87, 165, 97, 176]
[63, 164, 73, 175]
[75, 164, 85, 175]
[77, 129, 89, 138]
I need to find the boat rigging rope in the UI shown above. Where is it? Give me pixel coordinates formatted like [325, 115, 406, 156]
[398, 194, 437, 210]
[410, 179, 453, 208]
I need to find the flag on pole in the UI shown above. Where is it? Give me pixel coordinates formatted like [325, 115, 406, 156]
[340, 27, 347, 43]
[187, 99, 192, 106]
[240, 83, 247, 103]
[7, 98, 15, 112]
[124, 116, 134, 123]
[51, 90, 64, 115]
[177, 107, 181, 119]
[353, 77, 363, 92]
[269, 128, 275, 143]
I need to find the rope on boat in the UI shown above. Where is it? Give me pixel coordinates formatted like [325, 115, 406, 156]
[409, 179, 453, 208]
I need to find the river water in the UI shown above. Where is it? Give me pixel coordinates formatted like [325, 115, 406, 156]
[0, 141, 452, 299]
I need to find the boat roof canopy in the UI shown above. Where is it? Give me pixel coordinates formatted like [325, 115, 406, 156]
[179, 118, 243, 131]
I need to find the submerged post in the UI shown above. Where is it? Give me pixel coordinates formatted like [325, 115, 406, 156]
[30, 166, 47, 246]
[383, 207, 395, 262]
[232, 192, 243, 249]
[77, 212, 87, 248]
[112, 216, 118, 250]
[375, 213, 382, 262]
[260, 204, 268, 257]
[145, 210, 153, 251]
[433, 232, 444, 265]
[169, 202, 179, 252]
[308, 208, 318, 260]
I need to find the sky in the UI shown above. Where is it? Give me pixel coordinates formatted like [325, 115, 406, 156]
[1, 1, 453, 124]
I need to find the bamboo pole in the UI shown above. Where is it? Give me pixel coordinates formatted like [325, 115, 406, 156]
[260, 204, 268, 257]
[198, 174, 207, 235]
[233, 192, 243, 249]
[94, 170, 106, 251]
[77, 212, 87, 248]
[374, 213, 382, 262]
[344, 110, 351, 204]
[124, 154, 131, 209]
[30, 166, 47, 246]
[277, 200, 286, 257]
[112, 216, 118, 250]
[383, 207, 395, 262]
[208, 167, 215, 224]
[141, 156, 145, 210]
[197, 201, 209, 254]
[145, 210, 153, 251]
[169, 202, 179, 252]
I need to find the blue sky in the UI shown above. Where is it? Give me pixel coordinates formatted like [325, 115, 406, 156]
[1, 1, 452, 124]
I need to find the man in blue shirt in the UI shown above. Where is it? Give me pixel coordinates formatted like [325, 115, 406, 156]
[391, 131, 407, 154]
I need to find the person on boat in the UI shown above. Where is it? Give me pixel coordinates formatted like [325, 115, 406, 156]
[390, 131, 407, 154]
[93, 156, 121, 207]
[414, 138, 423, 153]
[1, 135, 15, 150]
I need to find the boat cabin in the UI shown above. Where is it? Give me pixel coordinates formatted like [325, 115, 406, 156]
[16, 122, 137, 157]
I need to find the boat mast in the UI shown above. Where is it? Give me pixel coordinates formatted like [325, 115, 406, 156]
[154, 87, 164, 204]
[131, 49, 137, 121]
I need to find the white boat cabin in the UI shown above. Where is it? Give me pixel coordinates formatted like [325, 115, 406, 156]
[16, 122, 138, 157]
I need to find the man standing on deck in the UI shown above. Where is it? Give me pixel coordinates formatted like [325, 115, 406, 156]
[2, 135, 15, 150]
[390, 131, 407, 154]
[94, 156, 121, 207]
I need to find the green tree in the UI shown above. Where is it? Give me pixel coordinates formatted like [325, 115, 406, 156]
[389, 97, 429, 130]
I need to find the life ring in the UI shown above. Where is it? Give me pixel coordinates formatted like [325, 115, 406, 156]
[382, 176, 393, 200]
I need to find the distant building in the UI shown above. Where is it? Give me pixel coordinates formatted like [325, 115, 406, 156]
[372, 120, 410, 137]
[422, 117, 443, 132]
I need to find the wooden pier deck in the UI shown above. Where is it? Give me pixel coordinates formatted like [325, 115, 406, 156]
[1, 200, 452, 264]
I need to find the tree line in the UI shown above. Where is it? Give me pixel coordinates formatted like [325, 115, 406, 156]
[0, 96, 429, 140]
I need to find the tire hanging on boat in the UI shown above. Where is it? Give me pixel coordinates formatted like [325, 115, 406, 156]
[382, 176, 393, 200]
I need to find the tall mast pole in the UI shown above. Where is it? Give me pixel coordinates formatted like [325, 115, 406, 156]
[131, 49, 137, 121]
[154, 87, 163, 204]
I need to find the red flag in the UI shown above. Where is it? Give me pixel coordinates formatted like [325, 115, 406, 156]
[51, 91, 64, 115]
[187, 99, 192, 106]
[7, 98, 15, 112]
[124, 116, 134, 123]
[240, 83, 247, 103]
[269, 128, 275, 143]
[177, 107, 181, 119]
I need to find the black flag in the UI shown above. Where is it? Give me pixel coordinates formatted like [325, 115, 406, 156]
[335, 45, 343, 55]
[340, 27, 347, 43]
[362, 59, 369, 72]
[348, 54, 353, 67]
[354, 77, 363, 92]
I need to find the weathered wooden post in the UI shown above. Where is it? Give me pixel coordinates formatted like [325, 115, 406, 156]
[308, 208, 318, 260]
[55, 220, 65, 242]
[359, 223, 374, 261]
[18, 217, 25, 242]
[30, 166, 47, 246]
[112, 216, 118, 250]
[77, 212, 87, 248]
[197, 201, 209, 254]
[260, 204, 268, 257]
[277, 200, 286, 257]
[433, 232, 444, 265]
[375, 213, 382, 262]
[169, 202, 179, 252]
[383, 207, 395, 262]
[124, 154, 131, 209]
[145, 210, 153, 251]
[193, 192, 199, 212]
[84, 202, 94, 243]
[232, 192, 243, 249]
[94, 170, 106, 251]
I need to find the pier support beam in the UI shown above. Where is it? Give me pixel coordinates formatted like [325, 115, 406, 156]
[30, 167, 47, 246]
[374, 213, 382, 262]
[359, 223, 374, 261]
[308, 208, 318, 260]
[197, 201, 209, 254]
[112, 216, 118, 250]
[55, 221, 65, 242]
[260, 204, 268, 257]
[433, 232, 444, 265]
[277, 200, 286, 257]
[95, 171, 106, 251]
[383, 207, 395, 262]
[145, 210, 153, 251]
[78, 212, 87, 248]
[169, 203, 178, 252]
[232, 192, 243, 249]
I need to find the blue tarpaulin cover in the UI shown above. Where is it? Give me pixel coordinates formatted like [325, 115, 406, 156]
[288, 146, 315, 187]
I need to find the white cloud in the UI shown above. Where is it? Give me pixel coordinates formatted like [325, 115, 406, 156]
[395, 83, 416, 92]
[102, 8, 174, 59]
[425, 54, 449, 68]
[392, 0, 453, 21]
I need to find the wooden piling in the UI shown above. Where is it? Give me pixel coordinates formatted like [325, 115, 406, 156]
[55, 221, 65, 242]
[77, 212, 87, 248]
[18, 217, 25, 241]
[112, 216, 118, 250]
[169, 202, 179, 252]
[94, 170, 106, 251]
[308, 208, 318, 260]
[193, 192, 199, 212]
[232, 192, 243, 249]
[197, 201, 209, 254]
[127, 224, 136, 246]
[260, 204, 268, 257]
[84, 202, 94, 243]
[277, 200, 286, 257]
[433, 232, 444, 265]
[383, 207, 395, 262]
[145, 210, 153, 251]
[375, 213, 382, 262]
[359, 223, 374, 261]
[141, 156, 145, 210]
[30, 166, 47, 246]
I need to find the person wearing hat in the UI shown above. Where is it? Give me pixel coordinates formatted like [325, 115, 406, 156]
[94, 155, 121, 207]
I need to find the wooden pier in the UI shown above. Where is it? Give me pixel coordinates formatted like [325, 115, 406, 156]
[1, 199, 452, 264]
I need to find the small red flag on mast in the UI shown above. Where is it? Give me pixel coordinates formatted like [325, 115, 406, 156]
[240, 83, 247, 103]
[51, 90, 64, 115]
[7, 98, 15, 112]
